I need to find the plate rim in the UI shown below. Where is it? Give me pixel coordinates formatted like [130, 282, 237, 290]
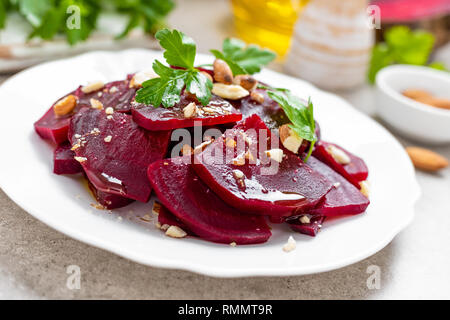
[0, 49, 421, 278]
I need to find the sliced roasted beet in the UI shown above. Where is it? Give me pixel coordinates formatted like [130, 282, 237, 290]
[193, 114, 333, 217]
[307, 157, 369, 217]
[53, 142, 83, 175]
[131, 92, 242, 131]
[158, 205, 194, 236]
[148, 157, 271, 244]
[289, 215, 326, 237]
[35, 79, 136, 144]
[68, 107, 170, 202]
[235, 88, 289, 130]
[87, 180, 133, 210]
[312, 141, 368, 189]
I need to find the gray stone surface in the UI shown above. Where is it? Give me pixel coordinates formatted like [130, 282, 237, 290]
[1, 0, 449, 299]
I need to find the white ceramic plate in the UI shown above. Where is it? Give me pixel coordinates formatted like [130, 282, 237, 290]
[0, 49, 420, 277]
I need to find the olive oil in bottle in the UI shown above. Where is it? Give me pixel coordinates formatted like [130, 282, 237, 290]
[230, 0, 309, 57]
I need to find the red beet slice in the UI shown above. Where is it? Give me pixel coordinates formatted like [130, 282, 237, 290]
[35, 79, 137, 144]
[235, 88, 289, 130]
[193, 114, 333, 217]
[53, 142, 83, 175]
[68, 107, 170, 202]
[307, 157, 369, 217]
[148, 157, 271, 244]
[87, 180, 134, 210]
[289, 215, 326, 237]
[131, 92, 242, 131]
[157, 205, 195, 236]
[312, 141, 368, 189]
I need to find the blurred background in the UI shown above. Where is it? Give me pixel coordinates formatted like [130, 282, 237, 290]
[0, 0, 449, 90]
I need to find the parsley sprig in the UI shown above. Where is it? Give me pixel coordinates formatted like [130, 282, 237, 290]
[0, 0, 174, 45]
[211, 38, 276, 76]
[266, 88, 317, 161]
[135, 29, 213, 107]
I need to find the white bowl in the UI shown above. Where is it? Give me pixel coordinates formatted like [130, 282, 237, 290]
[376, 65, 450, 144]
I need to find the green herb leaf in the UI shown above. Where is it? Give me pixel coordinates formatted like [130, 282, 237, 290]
[211, 38, 276, 75]
[267, 89, 317, 161]
[136, 60, 186, 108]
[135, 29, 213, 107]
[156, 28, 196, 69]
[368, 26, 446, 83]
[185, 71, 213, 106]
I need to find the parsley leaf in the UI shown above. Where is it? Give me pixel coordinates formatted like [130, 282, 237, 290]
[368, 26, 446, 83]
[185, 70, 213, 106]
[135, 28, 213, 107]
[267, 89, 317, 161]
[136, 60, 186, 108]
[211, 38, 276, 75]
[156, 28, 196, 69]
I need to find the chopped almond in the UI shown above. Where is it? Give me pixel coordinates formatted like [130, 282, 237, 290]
[226, 138, 237, 148]
[90, 98, 103, 110]
[165, 225, 187, 238]
[53, 95, 77, 116]
[265, 149, 283, 163]
[152, 201, 161, 215]
[82, 81, 104, 93]
[359, 180, 370, 198]
[74, 156, 87, 163]
[181, 144, 194, 156]
[250, 91, 264, 103]
[104, 135, 112, 143]
[130, 70, 158, 88]
[299, 215, 311, 224]
[183, 102, 198, 118]
[326, 145, 351, 165]
[279, 124, 303, 154]
[232, 169, 244, 179]
[283, 236, 296, 252]
[105, 107, 114, 115]
[193, 140, 213, 154]
[232, 155, 245, 166]
[212, 83, 249, 100]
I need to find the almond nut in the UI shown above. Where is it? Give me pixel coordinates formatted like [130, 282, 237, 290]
[359, 180, 370, 198]
[299, 215, 311, 224]
[90, 98, 103, 110]
[200, 71, 213, 82]
[130, 70, 158, 88]
[233, 75, 257, 91]
[326, 145, 351, 165]
[81, 81, 104, 93]
[213, 59, 233, 84]
[183, 102, 198, 118]
[406, 147, 449, 171]
[181, 144, 194, 156]
[226, 138, 236, 148]
[152, 201, 161, 215]
[212, 83, 249, 100]
[165, 225, 187, 238]
[250, 91, 265, 103]
[402, 89, 432, 100]
[279, 124, 303, 154]
[53, 94, 77, 116]
[282, 236, 296, 252]
[265, 148, 283, 163]
[430, 98, 450, 110]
